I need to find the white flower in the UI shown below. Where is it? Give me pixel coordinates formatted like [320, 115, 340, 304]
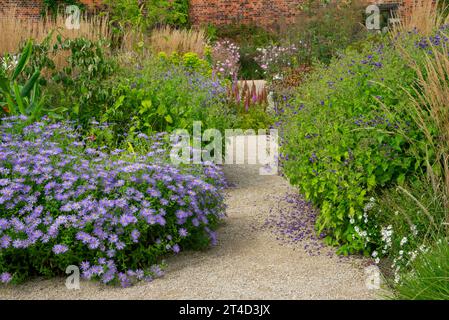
[400, 237, 408, 246]
[410, 224, 418, 236]
[372, 250, 378, 258]
[375, 258, 380, 264]
[350, 218, 355, 224]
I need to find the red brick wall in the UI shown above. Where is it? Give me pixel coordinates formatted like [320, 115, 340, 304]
[0, 0, 102, 19]
[189, 0, 302, 29]
[0, 0, 43, 19]
[0, 0, 417, 25]
[189, 0, 415, 29]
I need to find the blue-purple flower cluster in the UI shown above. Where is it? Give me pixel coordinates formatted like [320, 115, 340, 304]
[0, 116, 226, 286]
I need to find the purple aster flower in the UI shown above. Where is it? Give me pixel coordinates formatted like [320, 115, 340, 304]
[131, 229, 140, 243]
[0, 272, 12, 284]
[80, 261, 90, 271]
[172, 244, 180, 253]
[52, 244, 69, 255]
[119, 214, 137, 227]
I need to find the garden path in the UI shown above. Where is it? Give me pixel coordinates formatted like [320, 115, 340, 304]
[0, 164, 378, 299]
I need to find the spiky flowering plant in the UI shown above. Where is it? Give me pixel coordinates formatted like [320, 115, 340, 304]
[0, 116, 226, 286]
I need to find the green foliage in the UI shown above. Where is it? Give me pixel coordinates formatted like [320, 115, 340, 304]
[278, 35, 428, 254]
[104, 0, 190, 33]
[42, 0, 84, 16]
[99, 56, 234, 138]
[233, 104, 274, 131]
[157, 51, 212, 76]
[0, 40, 45, 122]
[286, 0, 366, 65]
[47, 36, 116, 123]
[365, 177, 448, 284]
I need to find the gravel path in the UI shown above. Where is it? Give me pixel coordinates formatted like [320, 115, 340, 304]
[0, 164, 379, 300]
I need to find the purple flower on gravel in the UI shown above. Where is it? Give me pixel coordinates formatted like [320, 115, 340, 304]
[150, 265, 164, 278]
[172, 244, 180, 253]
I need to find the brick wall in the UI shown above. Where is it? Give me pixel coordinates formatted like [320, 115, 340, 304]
[189, 0, 302, 29]
[0, 0, 43, 19]
[0, 0, 102, 19]
[0, 0, 417, 26]
[189, 0, 415, 29]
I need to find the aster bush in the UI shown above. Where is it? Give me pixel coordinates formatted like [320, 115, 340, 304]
[0, 116, 226, 286]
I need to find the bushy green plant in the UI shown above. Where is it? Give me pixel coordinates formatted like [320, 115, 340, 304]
[46, 37, 116, 123]
[362, 176, 447, 284]
[157, 51, 212, 76]
[101, 57, 234, 138]
[104, 0, 190, 34]
[233, 104, 274, 131]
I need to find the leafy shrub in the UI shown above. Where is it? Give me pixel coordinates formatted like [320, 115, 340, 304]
[278, 34, 430, 254]
[0, 117, 226, 286]
[233, 104, 274, 131]
[0, 41, 45, 122]
[157, 51, 211, 76]
[38, 37, 117, 124]
[104, 0, 190, 33]
[101, 57, 234, 138]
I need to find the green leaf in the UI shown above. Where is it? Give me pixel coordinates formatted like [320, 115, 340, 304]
[12, 40, 33, 80]
[397, 173, 405, 185]
[367, 175, 376, 188]
[13, 82, 25, 114]
[20, 70, 41, 98]
[0, 74, 11, 93]
[156, 104, 167, 116]
[164, 114, 173, 124]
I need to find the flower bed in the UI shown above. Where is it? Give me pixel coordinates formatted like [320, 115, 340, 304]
[0, 117, 226, 286]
